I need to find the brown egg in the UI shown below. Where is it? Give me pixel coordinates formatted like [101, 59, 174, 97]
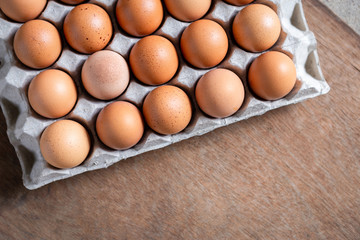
[223, 0, 254, 6]
[40, 120, 91, 169]
[63, 3, 113, 54]
[164, 0, 211, 22]
[248, 51, 297, 101]
[116, 0, 163, 37]
[0, 0, 47, 22]
[96, 101, 144, 150]
[233, 4, 281, 52]
[13, 19, 62, 69]
[130, 35, 178, 85]
[28, 69, 77, 119]
[82, 50, 129, 100]
[143, 85, 192, 135]
[196, 68, 244, 118]
[181, 19, 228, 69]
[59, 0, 86, 4]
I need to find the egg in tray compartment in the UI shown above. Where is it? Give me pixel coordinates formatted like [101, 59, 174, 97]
[0, 0, 329, 189]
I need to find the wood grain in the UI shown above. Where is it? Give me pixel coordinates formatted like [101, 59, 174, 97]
[0, 0, 359, 239]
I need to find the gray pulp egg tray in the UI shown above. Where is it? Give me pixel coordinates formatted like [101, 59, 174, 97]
[0, 0, 330, 189]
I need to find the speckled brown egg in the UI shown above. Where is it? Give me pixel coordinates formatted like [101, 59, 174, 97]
[130, 35, 178, 85]
[13, 19, 62, 69]
[248, 51, 297, 100]
[0, 0, 47, 22]
[63, 3, 113, 54]
[96, 101, 144, 150]
[40, 120, 91, 169]
[233, 4, 281, 52]
[181, 19, 228, 69]
[82, 50, 129, 100]
[59, 0, 86, 4]
[164, 0, 211, 22]
[28, 69, 77, 118]
[196, 68, 245, 118]
[223, 0, 254, 6]
[143, 85, 192, 135]
[116, 0, 163, 37]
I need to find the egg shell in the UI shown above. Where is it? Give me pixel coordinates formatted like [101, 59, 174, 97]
[82, 50, 129, 100]
[195, 68, 245, 118]
[59, 0, 87, 5]
[223, 0, 254, 6]
[63, 3, 113, 54]
[96, 101, 144, 150]
[232, 4, 281, 52]
[116, 0, 163, 37]
[248, 51, 297, 101]
[0, 0, 47, 22]
[130, 35, 178, 86]
[40, 120, 91, 169]
[28, 69, 77, 119]
[143, 85, 192, 135]
[180, 19, 228, 69]
[13, 19, 62, 69]
[164, 0, 211, 22]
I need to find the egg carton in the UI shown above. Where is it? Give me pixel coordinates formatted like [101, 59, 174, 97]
[0, 0, 330, 189]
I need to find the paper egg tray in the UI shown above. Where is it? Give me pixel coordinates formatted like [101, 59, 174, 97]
[0, 0, 330, 189]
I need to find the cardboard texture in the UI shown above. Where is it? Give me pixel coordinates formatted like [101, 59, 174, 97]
[0, 0, 330, 189]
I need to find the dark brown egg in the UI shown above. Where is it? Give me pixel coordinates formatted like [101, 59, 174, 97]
[63, 3, 113, 54]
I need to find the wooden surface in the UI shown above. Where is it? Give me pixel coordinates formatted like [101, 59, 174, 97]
[1, 0, 359, 239]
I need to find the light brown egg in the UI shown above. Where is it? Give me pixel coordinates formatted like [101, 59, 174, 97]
[223, 0, 254, 6]
[0, 0, 47, 22]
[233, 4, 281, 52]
[164, 0, 211, 22]
[63, 3, 113, 54]
[59, 0, 86, 5]
[28, 69, 77, 118]
[181, 19, 228, 69]
[96, 101, 144, 150]
[82, 50, 129, 100]
[130, 35, 178, 85]
[40, 120, 91, 169]
[116, 0, 163, 37]
[143, 85, 192, 135]
[196, 68, 244, 118]
[13, 19, 62, 69]
[248, 51, 297, 101]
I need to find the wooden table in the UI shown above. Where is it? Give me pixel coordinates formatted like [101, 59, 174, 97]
[1, 0, 359, 239]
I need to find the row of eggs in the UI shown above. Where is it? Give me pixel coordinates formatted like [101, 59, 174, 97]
[3, 0, 256, 24]
[9, 0, 282, 70]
